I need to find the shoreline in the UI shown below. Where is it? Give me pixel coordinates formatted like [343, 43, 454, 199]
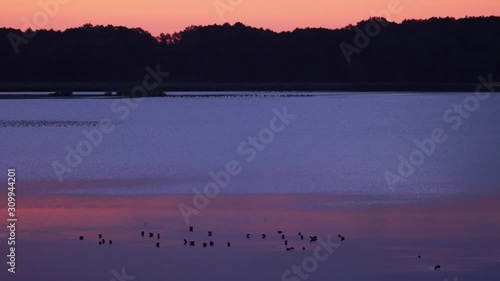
[0, 82, 480, 93]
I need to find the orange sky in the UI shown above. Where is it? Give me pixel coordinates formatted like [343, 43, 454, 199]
[1, 0, 499, 35]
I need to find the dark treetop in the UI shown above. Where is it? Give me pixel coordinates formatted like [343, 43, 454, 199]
[1, 16, 499, 85]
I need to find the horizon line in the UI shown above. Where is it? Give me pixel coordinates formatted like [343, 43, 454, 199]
[2, 15, 498, 37]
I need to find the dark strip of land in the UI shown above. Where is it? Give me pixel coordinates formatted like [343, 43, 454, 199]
[0, 82, 480, 96]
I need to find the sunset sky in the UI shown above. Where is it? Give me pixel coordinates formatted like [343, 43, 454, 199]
[1, 0, 499, 35]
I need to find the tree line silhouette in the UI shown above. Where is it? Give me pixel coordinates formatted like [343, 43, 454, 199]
[0, 16, 499, 84]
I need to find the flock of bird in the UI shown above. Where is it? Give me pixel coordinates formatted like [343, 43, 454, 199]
[176, 227, 347, 251]
[80, 234, 113, 245]
[0, 120, 103, 128]
[78, 226, 344, 251]
[78, 226, 442, 271]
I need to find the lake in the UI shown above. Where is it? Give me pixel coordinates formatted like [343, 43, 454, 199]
[0, 92, 499, 281]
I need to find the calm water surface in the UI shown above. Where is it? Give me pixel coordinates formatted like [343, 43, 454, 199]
[0, 92, 499, 197]
[0, 92, 499, 281]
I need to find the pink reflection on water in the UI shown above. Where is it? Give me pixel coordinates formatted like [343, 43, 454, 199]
[11, 193, 500, 272]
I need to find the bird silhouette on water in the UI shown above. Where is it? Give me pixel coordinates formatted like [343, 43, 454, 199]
[227, 242, 231, 247]
[189, 226, 193, 232]
[109, 240, 112, 245]
[156, 242, 160, 248]
[189, 241, 195, 246]
[157, 233, 160, 239]
[209, 241, 214, 247]
[277, 231, 283, 234]
[141, 231, 144, 237]
[183, 239, 187, 245]
[99, 234, 102, 239]
[79, 236, 84, 240]
[434, 265, 441, 270]
[208, 231, 212, 237]
[149, 233, 153, 238]
[262, 234, 266, 239]
[246, 234, 250, 239]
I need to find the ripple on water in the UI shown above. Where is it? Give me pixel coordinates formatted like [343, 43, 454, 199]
[0, 120, 115, 128]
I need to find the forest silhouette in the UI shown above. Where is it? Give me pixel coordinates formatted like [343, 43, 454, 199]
[1, 16, 499, 86]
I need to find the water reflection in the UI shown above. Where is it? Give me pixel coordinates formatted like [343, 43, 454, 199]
[14, 193, 500, 273]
